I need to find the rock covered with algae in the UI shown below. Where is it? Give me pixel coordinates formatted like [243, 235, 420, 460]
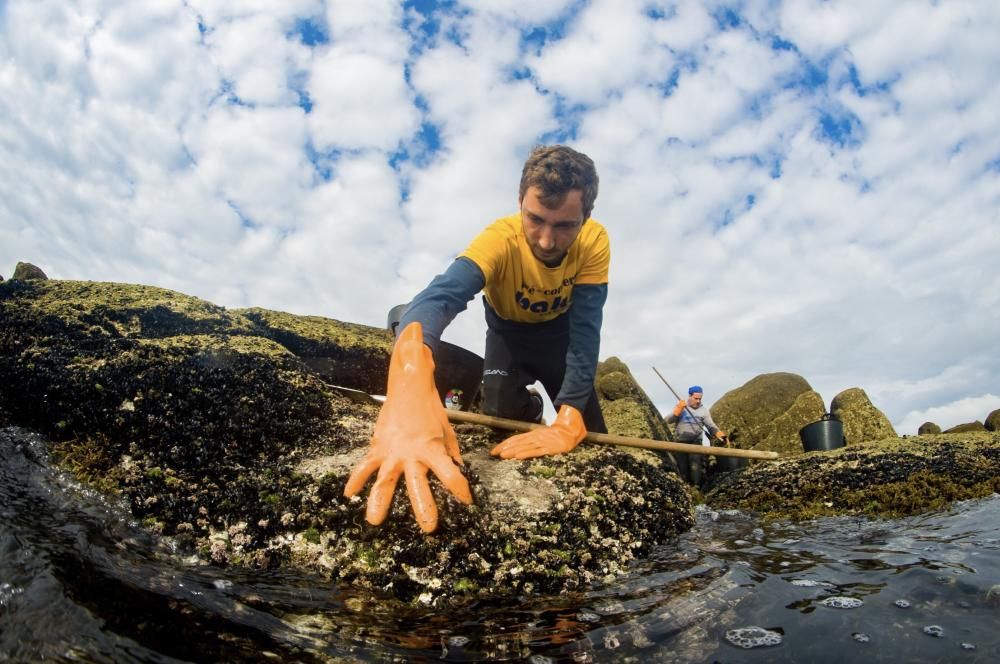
[0, 277, 694, 605]
[705, 432, 1000, 521]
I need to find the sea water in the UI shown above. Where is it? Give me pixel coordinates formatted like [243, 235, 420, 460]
[2, 426, 998, 662]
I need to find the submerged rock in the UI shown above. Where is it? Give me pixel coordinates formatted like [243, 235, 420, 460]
[710, 373, 825, 456]
[0, 278, 694, 605]
[705, 432, 1000, 521]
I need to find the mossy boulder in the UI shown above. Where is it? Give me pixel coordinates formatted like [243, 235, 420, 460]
[595, 357, 674, 443]
[944, 421, 986, 433]
[985, 409, 1000, 432]
[12, 261, 48, 280]
[705, 432, 1000, 521]
[0, 278, 694, 606]
[918, 421, 942, 435]
[234, 306, 393, 397]
[709, 372, 826, 456]
[830, 387, 896, 445]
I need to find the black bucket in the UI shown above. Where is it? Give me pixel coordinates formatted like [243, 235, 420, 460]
[799, 414, 845, 452]
[714, 454, 749, 473]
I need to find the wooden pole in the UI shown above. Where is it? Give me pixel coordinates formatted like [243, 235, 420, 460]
[445, 409, 779, 460]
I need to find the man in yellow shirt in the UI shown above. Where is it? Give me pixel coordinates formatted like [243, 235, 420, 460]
[345, 145, 610, 532]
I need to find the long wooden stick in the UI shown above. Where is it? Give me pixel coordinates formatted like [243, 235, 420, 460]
[445, 409, 779, 460]
[328, 383, 778, 460]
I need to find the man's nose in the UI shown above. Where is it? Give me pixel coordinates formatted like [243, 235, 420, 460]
[538, 225, 554, 249]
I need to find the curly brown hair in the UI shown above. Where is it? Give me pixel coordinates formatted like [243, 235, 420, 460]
[518, 145, 599, 219]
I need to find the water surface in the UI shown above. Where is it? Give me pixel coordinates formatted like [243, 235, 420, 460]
[2, 427, 997, 662]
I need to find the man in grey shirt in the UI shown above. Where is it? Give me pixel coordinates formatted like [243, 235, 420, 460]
[666, 385, 727, 485]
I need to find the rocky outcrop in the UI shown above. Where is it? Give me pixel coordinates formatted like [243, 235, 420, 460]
[596, 357, 674, 443]
[595, 357, 680, 475]
[0, 278, 694, 605]
[985, 409, 1000, 432]
[706, 432, 1000, 521]
[830, 387, 896, 444]
[919, 421, 942, 435]
[12, 261, 48, 280]
[709, 373, 825, 456]
[944, 421, 986, 433]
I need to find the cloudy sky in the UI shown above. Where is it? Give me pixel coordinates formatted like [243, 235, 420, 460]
[2, 0, 998, 434]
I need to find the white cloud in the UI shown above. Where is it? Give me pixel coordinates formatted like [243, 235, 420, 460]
[2, 0, 999, 435]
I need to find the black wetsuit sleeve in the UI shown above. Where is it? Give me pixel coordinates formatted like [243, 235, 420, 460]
[397, 257, 486, 354]
[554, 283, 607, 412]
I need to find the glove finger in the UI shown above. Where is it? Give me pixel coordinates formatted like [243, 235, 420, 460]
[343, 451, 382, 497]
[404, 460, 438, 533]
[365, 462, 403, 526]
[425, 454, 472, 505]
[440, 418, 463, 465]
[493, 432, 552, 459]
[490, 431, 532, 456]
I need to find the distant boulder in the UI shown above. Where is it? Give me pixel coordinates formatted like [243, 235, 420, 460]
[710, 372, 825, 456]
[595, 357, 676, 445]
[830, 388, 896, 444]
[918, 421, 942, 435]
[12, 262, 48, 280]
[944, 421, 986, 434]
[985, 409, 1000, 432]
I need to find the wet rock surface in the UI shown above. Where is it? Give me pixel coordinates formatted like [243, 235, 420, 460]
[705, 432, 1000, 521]
[0, 278, 694, 605]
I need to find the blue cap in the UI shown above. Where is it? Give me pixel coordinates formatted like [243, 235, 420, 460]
[688, 385, 703, 395]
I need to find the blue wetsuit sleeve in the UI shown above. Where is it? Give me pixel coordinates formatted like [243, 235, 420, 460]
[554, 283, 607, 412]
[397, 257, 485, 354]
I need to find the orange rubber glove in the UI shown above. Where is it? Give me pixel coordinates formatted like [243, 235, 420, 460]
[490, 404, 587, 460]
[714, 430, 727, 441]
[343, 321, 472, 533]
[672, 400, 687, 417]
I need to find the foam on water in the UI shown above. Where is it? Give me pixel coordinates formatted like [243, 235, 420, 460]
[724, 626, 782, 649]
[821, 596, 864, 609]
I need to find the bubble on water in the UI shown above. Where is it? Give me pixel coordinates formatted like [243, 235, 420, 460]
[822, 596, 864, 609]
[447, 636, 470, 647]
[894, 599, 911, 608]
[923, 625, 944, 638]
[734, 539, 751, 547]
[603, 632, 621, 649]
[791, 579, 819, 587]
[852, 633, 871, 643]
[725, 626, 782, 649]
[576, 611, 600, 623]
[960, 643, 976, 650]
[986, 584, 1000, 607]
[528, 656, 554, 664]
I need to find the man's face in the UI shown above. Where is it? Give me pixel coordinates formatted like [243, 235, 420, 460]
[520, 186, 585, 267]
[688, 393, 703, 408]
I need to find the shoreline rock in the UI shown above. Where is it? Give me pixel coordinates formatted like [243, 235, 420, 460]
[0, 278, 693, 605]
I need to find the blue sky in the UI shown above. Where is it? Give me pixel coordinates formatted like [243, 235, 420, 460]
[2, 0, 998, 434]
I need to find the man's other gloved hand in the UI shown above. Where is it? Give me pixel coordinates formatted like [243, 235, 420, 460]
[672, 400, 687, 417]
[490, 404, 587, 460]
[343, 321, 472, 533]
